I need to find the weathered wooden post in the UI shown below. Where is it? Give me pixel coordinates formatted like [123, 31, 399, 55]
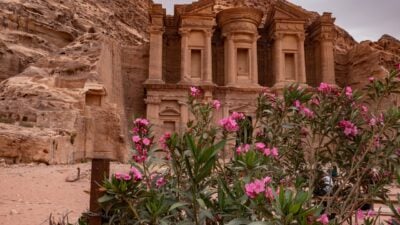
[84, 84, 114, 225]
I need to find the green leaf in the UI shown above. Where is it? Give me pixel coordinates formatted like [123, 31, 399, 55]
[98, 194, 114, 203]
[169, 202, 188, 212]
[226, 218, 251, 225]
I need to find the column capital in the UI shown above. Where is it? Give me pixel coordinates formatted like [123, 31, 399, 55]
[296, 33, 306, 41]
[179, 28, 190, 36]
[272, 32, 284, 41]
[149, 26, 164, 35]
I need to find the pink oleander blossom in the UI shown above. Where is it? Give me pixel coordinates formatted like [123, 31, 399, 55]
[190, 86, 201, 97]
[255, 142, 266, 150]
[318, 83, 333, 94]
[264, 187, 274, 200]
[293, 100, 301, 108]
[263, 148, 271, 156]
[142, 138, 151, 146]
[123, 173, 132, 181]
[115, 172, 123, 180]
[301, 107, 314, 118]
[132, 135, 141, 143]
[156, 177, 167, 188]
[236, 144, 250, 155]
[244, 177, 272, 199]
[369, 77, 375, 82]
[311, 97, 320, 106]
[159, 132, 171, 150]
[345, 86, 353, 98]
[339, 120, 358, 137]
[231, 111, 245, 120]
[219, 117, 239, 132]
[212, 100, 221, 110]
[271, 147, 279, 158]
[130, 167, 143, 181]
[317, 214, 329, 225]
[134, 118, 149, 126]
[356, 209, 365, 221]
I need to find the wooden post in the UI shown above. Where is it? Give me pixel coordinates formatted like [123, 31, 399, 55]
[88, 158, 110, 225]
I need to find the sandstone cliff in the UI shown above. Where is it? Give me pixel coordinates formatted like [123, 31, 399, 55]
[0, 0, 151, 163]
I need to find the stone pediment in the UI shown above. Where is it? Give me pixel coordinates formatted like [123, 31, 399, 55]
[160, 108, 180, 116]
[270, 1, 309, 21]
[182, 0, 214, 15]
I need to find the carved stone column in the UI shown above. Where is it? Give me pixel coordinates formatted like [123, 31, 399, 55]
[146, 26, 164, 84]
[204, 30, 213, 84]
[225, 34, 235, 86]
[273, 33, 284, 86]
[251, 34, 260, 85]
[297, 34, 307, 84]
[320, 34, 335, 84]
[179, 28, 190, 84]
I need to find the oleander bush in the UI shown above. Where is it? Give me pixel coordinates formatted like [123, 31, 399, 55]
[98, 66, 400, 225]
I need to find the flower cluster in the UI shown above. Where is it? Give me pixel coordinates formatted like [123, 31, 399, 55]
[219, 112, 245, 132]
[338, 120, 358, 137]
[316, 214, 329, 225]
[293, 100, 315, 118]
[212, 100, 221, 110]
[317, 83, 338, 95]
[356, 209, 376, 225]
[132, 118, 152, 163]
[190, 86, 202, 97]
[244, 176, 273, 199]
[236, 144, 250, 155]
[114, 167, 143, 182]
[345, 86, 353, 99]
[255, 142, 279, 158]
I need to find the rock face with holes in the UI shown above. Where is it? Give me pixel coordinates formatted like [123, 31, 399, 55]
[0, 0, 399, 164]
[0, 0, 151, 164]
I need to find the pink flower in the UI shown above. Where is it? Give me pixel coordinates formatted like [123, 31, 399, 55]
[369, 118, 377, 126]
[318, 83, 333, 94]
[159, 132, 171, 150]
[133, 155, 147, 163]
[134, 118, 149, 126]
[264, 187, 274, 200]
[356, 209, 365, 221]
[130, 167, 143, 181]
[123, 173, 132, 181]
[271, 147, 279, 158]
[219, 117, 239, 132]
[231, 111, 245, 120]
[360, 105, 369, 113]
[397, 207, 400, 213]
[115, 172, 123, 180]
[190, 86, 201, 97]
[311, 98, 320, 106]
[263, 148, 271, 156]
[245, 183, 257, 199]
[263, 176, 272, 184]
[301, 107, 314, 118]
[156, 177, 167, 187]
[294, 100, 301, 108]
[397, 64, 400, 70]
[236, 144, 250, 155]
[368, 77, 375, 83]
[132, 135, 141, 143]
[317, 214, 329, 225]
[345, 86, 353, 98]
[142, 138, 151, 146]
[255, 142, 266, 150]
[212, 100, 221, 110]
[339, 120, 358, 137]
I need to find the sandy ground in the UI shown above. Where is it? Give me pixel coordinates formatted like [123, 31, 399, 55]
[0, 162, 131, 225]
